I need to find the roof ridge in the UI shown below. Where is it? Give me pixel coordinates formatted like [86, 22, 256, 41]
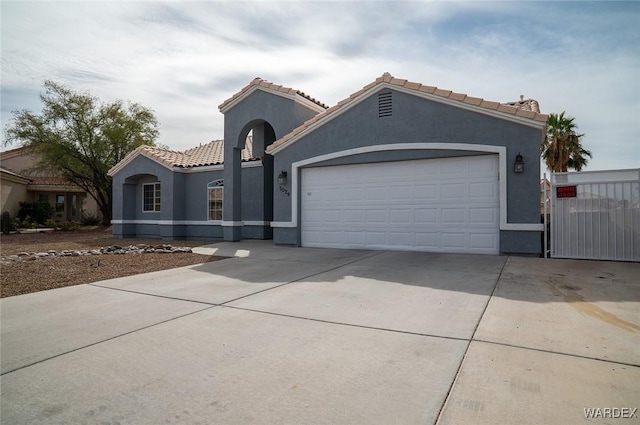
[219, 77, 328, 111]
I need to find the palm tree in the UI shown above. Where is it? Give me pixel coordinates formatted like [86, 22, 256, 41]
[542, 112, 592, 172]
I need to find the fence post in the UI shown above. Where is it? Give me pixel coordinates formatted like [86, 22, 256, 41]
[543, 172, 548, 259]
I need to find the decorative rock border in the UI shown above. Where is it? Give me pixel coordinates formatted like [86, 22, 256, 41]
[1, 244, 193, 264]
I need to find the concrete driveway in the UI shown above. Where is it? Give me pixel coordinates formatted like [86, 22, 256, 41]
[1, 241, 639, 425]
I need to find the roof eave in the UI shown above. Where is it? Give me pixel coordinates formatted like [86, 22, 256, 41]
[108, 148, 176, 176]
[0, 171, 31, 184]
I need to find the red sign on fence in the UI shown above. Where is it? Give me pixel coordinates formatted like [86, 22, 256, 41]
[556, 185, 577, 198]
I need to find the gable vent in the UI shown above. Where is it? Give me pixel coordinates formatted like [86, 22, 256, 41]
[378, 92, 392, 118]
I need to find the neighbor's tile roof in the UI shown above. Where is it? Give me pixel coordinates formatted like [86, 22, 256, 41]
[113, 136, 256, 174]
[28, 176, 71, 186]
[505, 95, 541, 113]
[267, 72, 548, 153]
[219, 77, 329, 112]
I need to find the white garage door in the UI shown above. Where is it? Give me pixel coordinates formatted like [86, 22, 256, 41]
[301, 155, 500, 254]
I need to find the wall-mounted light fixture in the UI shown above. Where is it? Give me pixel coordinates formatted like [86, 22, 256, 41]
[278, 170, 290, 197]
[278, 170, 288, 186]
[514, 153, 524, 173]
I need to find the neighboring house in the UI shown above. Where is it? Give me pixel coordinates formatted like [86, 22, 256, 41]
[0, 146, 101, 221]
[109, 73, 548, 256]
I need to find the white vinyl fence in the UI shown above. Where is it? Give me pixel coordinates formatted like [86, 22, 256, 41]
[549, 169, 640, 261]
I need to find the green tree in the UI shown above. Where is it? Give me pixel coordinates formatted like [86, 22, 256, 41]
[542, 111, 592, 172]
[4, 81, 160, 225]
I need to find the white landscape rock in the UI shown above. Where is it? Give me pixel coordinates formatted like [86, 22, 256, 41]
[0, 244, 193, 264]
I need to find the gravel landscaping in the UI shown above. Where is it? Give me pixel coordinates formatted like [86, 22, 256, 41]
[0, 227, 226, 298]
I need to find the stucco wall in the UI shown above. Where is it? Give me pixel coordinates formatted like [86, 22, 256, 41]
[271, 88, 544, 255]
[111, 153, 269, 240]
[222, 89, 322, 240]
[1, 178, 29, 216]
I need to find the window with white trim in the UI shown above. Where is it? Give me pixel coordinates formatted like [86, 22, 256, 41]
[143, 183, 161, 212]
[208, 180, 223, 220]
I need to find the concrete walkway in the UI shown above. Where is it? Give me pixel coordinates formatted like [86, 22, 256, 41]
[1, 241, 639, 424]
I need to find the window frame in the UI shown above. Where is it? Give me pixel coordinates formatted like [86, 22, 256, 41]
[142, 182, 161, 212]
[207, 180, 224, 221]
[55, 194, 65, 213]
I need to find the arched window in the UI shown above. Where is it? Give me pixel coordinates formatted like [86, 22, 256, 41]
[207, 180, 223, 220]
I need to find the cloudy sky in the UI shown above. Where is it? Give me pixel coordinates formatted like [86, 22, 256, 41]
[2, 1, 638, 173]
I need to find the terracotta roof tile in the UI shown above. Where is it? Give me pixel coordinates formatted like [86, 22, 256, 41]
[434, 88, 452, 97]
[480, 100, 500, 110]
[28, 176, 70, 185]
[418, 85, 437, 94]
[124, 136, 256, 170]
[463, 96, 483, 106]
[517, 109, 537, 119]
[449, 92, 467, 101]
[497, 103, 517, 114]
[404, 81, 422, 91]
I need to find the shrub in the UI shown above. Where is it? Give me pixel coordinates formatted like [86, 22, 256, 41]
[19, 215, 36, 228]
[17, 201, 54, 225]
[80, 213, 100, 226]
[1, 211, 13, 235]
[60, 220, 80, 231]
[45, 219, 58, 229]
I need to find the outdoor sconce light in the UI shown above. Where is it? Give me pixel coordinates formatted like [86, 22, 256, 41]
[514, 153, 524, 173]
[278, 170, 288, 186]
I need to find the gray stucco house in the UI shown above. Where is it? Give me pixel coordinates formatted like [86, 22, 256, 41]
[109, 73, 547, 255]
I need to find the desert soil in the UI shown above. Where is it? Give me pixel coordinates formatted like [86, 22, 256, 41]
[0, 227, 226, 298]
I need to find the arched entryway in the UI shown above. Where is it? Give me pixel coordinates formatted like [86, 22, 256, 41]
[222, 120, 275, 240]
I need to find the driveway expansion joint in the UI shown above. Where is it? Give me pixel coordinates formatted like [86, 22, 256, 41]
[222, 305, 471, 342]
[471, 339, 640, 369]
[0, 305, 216, 377]
[434, 254, 509, 424]
[87, 282, 220, 306]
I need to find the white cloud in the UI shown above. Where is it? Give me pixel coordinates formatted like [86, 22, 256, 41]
[2, 1, 638, 172]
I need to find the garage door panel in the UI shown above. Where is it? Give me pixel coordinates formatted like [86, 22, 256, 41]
[441, 208, 466, 224]
[366, 232, 386, 245]
[365, 210, 387, 223]
[440, 183, 467, 200]
[470, 233, 498, 250]
[389, 209, 412, 224]
[414, 209, 438, 223]
[301, 155, 499, 254]
[385, 232, 411, 246]
[343, 187, 364, 201]
[442, 232, 466, 249]
[389, 186, 413, 201]
[469, 208, 498, 225]
[342, 209, 365, 223]
[415, 232, 439, 248]
[414, 185, 439, 200]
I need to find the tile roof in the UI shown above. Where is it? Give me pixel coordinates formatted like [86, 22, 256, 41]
[266, 72, 548, 154]
[109, 137, 256, 175]
[28, 176, 71, 186]
[218, 77, 329, 112]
